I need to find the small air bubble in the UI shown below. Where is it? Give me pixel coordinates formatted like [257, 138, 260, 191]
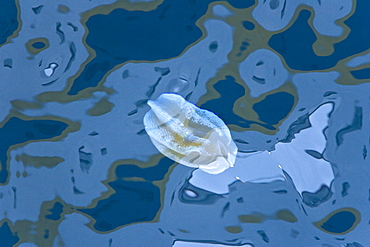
[44, 63, 58, 77]
[184, 189, 197, 198]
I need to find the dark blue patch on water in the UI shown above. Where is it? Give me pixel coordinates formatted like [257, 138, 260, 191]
[69, 0, 256, 95]
[201, 76, 248, 124]
[79, 157, 174, 231]
[201, 76, 276, 130]
[269, 1, 370, 71]
[242, 21, 255, 30]
[0, 117, 68, 184]
[0, 1, 18, 46]
[268, 10, 322, 71]
[227, 0, 255, 9]
[115, 157, 174, 181]
[45, 202, 64, 221]
[68, 0, 217, 95]
[350, 68, 370, 80]
[0, 222, 19, 247]
[31, 41, 46, 49]
[321, 211, 356, 233]
[253, 92, 295, 125]
[79, 180, 160, 232]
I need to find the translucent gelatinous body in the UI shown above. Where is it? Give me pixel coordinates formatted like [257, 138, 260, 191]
[143, 93, 237, 174]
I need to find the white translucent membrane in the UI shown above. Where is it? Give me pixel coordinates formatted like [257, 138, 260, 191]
[143, 93, 238, 174]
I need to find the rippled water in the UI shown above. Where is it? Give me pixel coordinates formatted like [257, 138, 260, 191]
[1, 0, 369, 246]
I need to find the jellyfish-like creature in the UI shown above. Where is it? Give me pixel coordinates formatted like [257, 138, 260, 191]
[143, 93, 237, 174]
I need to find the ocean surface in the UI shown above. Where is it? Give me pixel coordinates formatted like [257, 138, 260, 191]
[1, 0, 369, 246]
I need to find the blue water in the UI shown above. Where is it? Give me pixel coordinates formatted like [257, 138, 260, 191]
[0, 222, 19, 247]
[0, 0, 18, 46]
[320, 210, 356, 234]
[270, 1, 370, 71]
[31, 41, 46, 49]
[2, 0, 370, 246]
[0, 118, 68, 184]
